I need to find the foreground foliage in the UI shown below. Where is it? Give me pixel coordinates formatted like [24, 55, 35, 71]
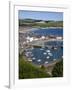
[52, 60, 63, 77]
[19, 55, 50, 79]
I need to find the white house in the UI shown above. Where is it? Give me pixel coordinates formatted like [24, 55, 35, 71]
[26, 36, 34, 42]
[41, 36, 45, 40]
[56, 36, 62, 40]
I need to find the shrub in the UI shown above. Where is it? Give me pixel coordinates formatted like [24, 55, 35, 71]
[52, 60, 63, 77]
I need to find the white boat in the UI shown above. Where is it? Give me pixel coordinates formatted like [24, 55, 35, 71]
[46, 56, 50, 59]
[32, 57, 36, 60]
[48, 52, 53, 56]
[45, 61, 48, 64]
[40, 48, 44, 50]
[53, 59, 56, 61]
[54, 47, 57, 50]
[43, 52, 47, 55]
[46, 50, 50, 53]
[37, 59, 41, 62]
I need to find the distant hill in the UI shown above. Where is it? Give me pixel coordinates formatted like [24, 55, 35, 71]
[19, 19, 63, 27]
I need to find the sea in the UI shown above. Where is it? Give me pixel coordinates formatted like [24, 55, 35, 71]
[31, 28, 63, 36]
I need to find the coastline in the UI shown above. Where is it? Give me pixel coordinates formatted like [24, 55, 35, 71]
[19, 26, 63, 33]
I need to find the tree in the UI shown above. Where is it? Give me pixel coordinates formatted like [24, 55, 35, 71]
[52, 60, 63, 77]
[40, 65, 46, 71]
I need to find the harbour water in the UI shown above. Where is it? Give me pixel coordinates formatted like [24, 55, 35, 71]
[22, 28, 63, 65]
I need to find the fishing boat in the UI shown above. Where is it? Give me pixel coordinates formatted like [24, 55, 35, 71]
[45, 61, 48, 64]
[46, 50, 50, 53]
[43, 52, 47, 55]
[46, 56, 50, 59]
[32, 57, 36, 60]
[37, 59, 41, 62]
[48, 52, 53, 56]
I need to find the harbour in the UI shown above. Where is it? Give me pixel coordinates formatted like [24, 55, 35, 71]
[19, 28, 63, 66]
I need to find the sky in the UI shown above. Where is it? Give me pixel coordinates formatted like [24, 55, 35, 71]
[19, 10, 63, 21]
